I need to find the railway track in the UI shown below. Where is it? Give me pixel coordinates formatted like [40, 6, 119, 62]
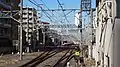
[19, 49, 62, 67]
[40, 49, 74, 67]
[19, 50, 66, 67]
[19, 49, 74, 67]
[52, 49, 74, 67]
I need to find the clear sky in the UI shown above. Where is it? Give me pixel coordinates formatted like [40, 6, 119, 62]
[23, 0, 96, 24]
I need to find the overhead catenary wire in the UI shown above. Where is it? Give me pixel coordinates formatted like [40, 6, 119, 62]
[33, 0, 38, 5]
[32, 0, 54, 23]
[29, 0, 81, 26]
[57, 0, 69, 23]
[36, 9, 80, 11]
[28, 0, 55, 23]
[39, 0, 79, 24]
[28, 0, 38, 6]
[39, 0, 62, 23]
[33, 0, 62, 23]
[27, 0, 81, 24]
[65, 10, 73, 16]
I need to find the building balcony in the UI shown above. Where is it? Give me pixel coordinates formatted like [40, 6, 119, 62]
[29, 11, 33, 13]
[23, 10, 28, 13]
[23, 15, 28, 18]
[23, 20, 28, 22]
[23, 24, 33, 28]
[29, 21, 33, 23]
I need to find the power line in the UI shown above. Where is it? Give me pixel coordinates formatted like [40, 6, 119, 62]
[65, 10, 73, 16]
[36, 9, 80, 11]
[57, 0, 69, 23]
[4, 9, 80, 12]
[29, 0, 78, 23]
[41, 8, 55, 23]
[33, 0, 38, 5]
[28, 0, 38, 6]
[28, 0, 55, 23]
[40, 0, 61, 23]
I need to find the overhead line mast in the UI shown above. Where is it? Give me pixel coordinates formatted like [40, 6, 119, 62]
[20, 0, 23, 60]
[79, 0, 91, 63]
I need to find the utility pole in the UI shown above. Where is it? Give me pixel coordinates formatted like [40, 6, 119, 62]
[89, 8, 95, 59]
[89, 8, 93, 59]
[41, 23, 45, 46]
[80, 0, 91, 66]
[80, 0, 83, 59]
[78, 11, 83, 56]
[37, 20, 39, 43]
[43, 30, 45, 45]
[20, 0, 23, 60]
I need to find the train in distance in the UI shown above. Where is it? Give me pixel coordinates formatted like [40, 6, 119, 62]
[62, 40, 75, 46]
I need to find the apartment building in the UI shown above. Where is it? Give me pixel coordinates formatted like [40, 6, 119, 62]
[22, 7, 39, 52]
[94, 0, 120, 67]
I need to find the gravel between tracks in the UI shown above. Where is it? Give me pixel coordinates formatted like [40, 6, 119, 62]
[0, 52, 42, 67]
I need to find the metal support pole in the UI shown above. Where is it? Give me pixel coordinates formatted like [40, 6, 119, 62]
[80, 0, 83, 58]
[20, 0, 23, 60]
[36, 25, 39, 48]
[43, 31, 45, 45]
[89, 8, 95, 59]
[89, 8, 93, 59]
[79, 11, 83, 57]
[37, 21, 39, 41]
[91, 8, 93, 58]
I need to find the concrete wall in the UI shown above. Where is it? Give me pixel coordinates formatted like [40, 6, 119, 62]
[114, 19, 120, 67]
[95, 0, 118, 67]
[103, 19, 113, 67]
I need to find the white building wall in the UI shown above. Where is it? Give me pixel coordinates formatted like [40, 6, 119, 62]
[92, 45, 96, 59]
[95, 0, 120, 67]
[95, 27, 100, 62]
[113, 19, 120, 67]
[22, 7, 38, 45]
[103, 19, 113, 67]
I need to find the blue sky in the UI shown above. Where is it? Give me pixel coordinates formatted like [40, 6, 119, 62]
[23, 0, 96, 24]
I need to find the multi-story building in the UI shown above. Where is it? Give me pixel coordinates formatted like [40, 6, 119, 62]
[38, 22, 61, 47]
[22, 7, 39, 52]
[0, 0, 20, 53]
[94, 0, 120, 67]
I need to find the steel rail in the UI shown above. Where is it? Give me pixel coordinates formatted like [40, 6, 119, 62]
[53, 49, 73, 67]
[19, 49, 63, 67]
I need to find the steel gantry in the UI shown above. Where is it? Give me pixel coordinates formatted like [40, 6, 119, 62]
[81, 0, 91, 12]
[79, 0, 92, 64]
